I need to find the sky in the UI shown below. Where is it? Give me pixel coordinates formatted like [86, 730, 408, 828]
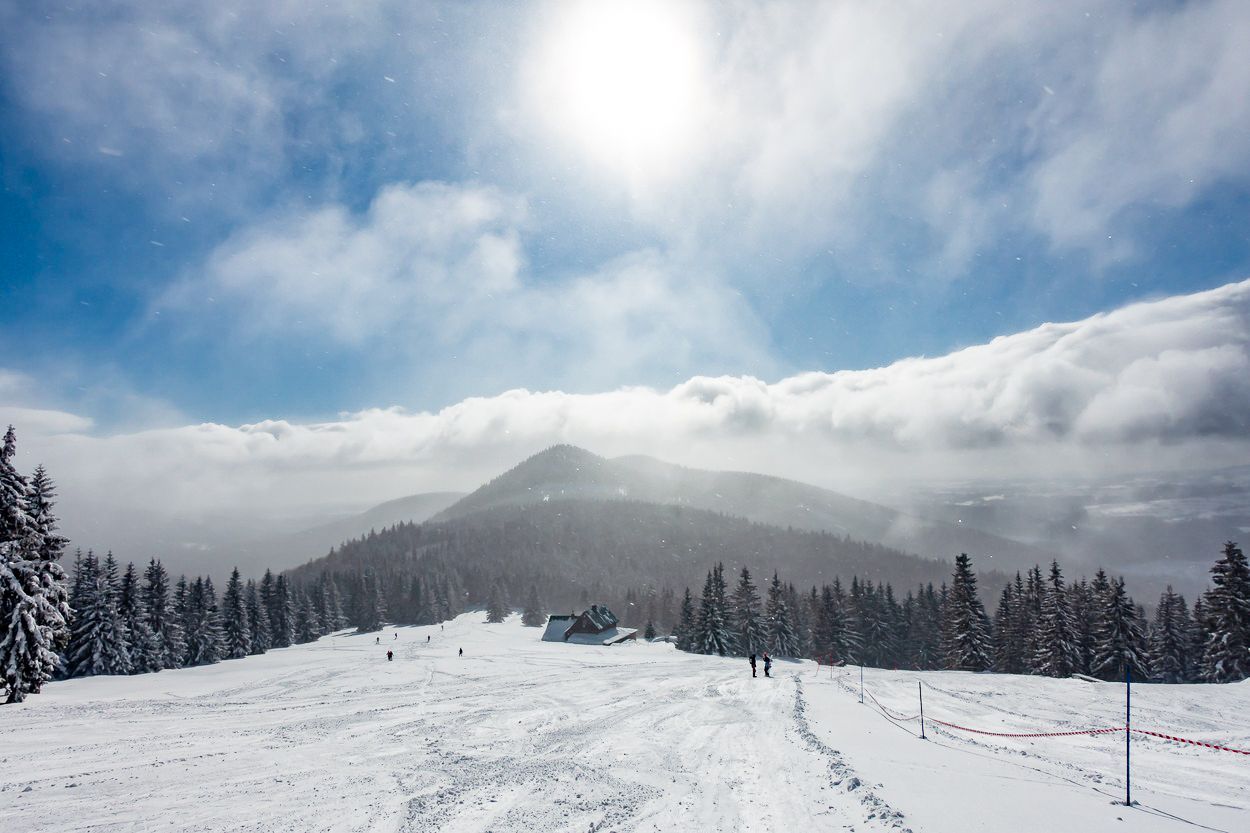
[1, 1, 1249, 550]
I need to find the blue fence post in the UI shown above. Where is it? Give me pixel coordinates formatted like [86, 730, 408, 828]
[1125, 664, 1132, 806]
[919, 681, 927, 739]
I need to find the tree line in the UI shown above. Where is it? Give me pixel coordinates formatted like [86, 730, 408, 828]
[670, 549, 1249, 683]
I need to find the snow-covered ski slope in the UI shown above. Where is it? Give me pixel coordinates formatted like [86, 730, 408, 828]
[2, 614, 1246, 833]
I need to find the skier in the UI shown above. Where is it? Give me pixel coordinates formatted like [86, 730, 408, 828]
[749, 653, 757, 678]
[375, 636, 380, 645]
[394, 633, 398, 640]
[458, 647, 463, 657]
[763, 652, 772, 678]
[387, 650, 393, 662]
[427, 635, 430, 643]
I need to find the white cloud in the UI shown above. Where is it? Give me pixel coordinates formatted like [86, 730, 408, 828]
[10, 279, 1246, 547]
[163, 181, 777, 393]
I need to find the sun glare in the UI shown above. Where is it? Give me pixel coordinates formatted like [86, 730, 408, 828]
[530, 1, 706, 181]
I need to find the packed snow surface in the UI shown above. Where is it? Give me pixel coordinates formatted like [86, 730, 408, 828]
[2, 613, 1247, 832]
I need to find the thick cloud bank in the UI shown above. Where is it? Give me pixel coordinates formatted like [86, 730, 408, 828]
[6, 280, 1249, 532]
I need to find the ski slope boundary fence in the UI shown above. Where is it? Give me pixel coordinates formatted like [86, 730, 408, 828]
[834, 665, 1249, 806]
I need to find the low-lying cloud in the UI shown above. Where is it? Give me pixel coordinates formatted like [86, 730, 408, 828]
[8, 279, 1248, 552]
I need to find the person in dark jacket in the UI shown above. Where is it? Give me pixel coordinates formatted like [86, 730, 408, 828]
[387, 650, 393, 661]
[749, 653, 757, 677]
[763, 652, 772, 677]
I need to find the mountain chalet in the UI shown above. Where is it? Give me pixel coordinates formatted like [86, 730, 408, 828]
[541, 605, 638, 646]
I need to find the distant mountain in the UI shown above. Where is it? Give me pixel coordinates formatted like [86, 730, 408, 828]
[432, 445, 1054, 572]
[230, 491, 465, 574]
[290, 497, 961, 618]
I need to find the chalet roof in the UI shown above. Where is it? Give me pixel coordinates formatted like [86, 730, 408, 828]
[581, 604, 618, 630]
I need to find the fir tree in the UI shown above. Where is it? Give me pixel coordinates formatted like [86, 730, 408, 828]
[765, 571, 800, 657]
[941, 553, 992, 671]
[245, 579, 271, 654]
[730, 567, 765, 656]
[221, 568, 251, 658]
[1200, 541, 1250, 683]
[1149, 586, 1193, 684]
[1090, 576, 1150, 681]
[268, 573, 294, 646]
[184, 577, 223, 666]
[66, 551, 132, 677]
[486, 582, 508, 623]
[693, 563, 734, 656]
[644, 619, 656, 640]
[521, 584, 546, 627]
[25, 465, 71, 655]
[172, 576, 191, 666]
[354, 573, 385, 632]
[118, 561, 160, 673]
[143, 559, 183, 670]
[293, 588, 319, 643]
[1032, 561, 1080, 678]
[674, 587, 696, 651]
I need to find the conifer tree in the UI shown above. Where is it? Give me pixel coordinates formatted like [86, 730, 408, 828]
[521, 584, 546, 627]
[244, 579, 270, 654]
[827, 578, 861, 665]
[1032, 561, 1080, 678]
[765, 571, 800, 657]
[730, 567, 765, 656]
[221, 567, 251, 658]
[66, 551, 132, 677]
[486, 582, 508, 623]
[992, 581, 1023, 674]
[354, 573, 384, 632]
[172, 575, 191, 666]
[1090, 576, 1149, 681]
[293, 587, 319, 643]
[941, 553, 992, 671]
[1149, 586, 1193, 684]
[1067, 577, 1096, 676]
[694, 564, 734, 656]
[0, 435, 69, 701]
[674, 587, 696, 651]
[644, 619, 656, 640]
[25, 465, 71, 654]
[118, 561, 160, 673]
[1200, 541, 1250, 683]
[269, 574, 295, 646]
[143, 559, 183, 669]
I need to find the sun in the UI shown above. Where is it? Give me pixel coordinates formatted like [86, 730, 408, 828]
[528, 0, 707, 181]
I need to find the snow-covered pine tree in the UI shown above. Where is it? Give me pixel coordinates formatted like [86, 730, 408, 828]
[1032, 561, 1080, 678]
[294, 587, 319, 643]
[1149, 586, 1193, 684]
[485, 582, 508, 623]
[118, 561, 160, 673]
[143, 559, 183, 669]
[828, 578, 862, 665]
[354, 573, 385, 633]
[184, 577, 222, 666]
[269, 573, 294, 646]
[324, 575, 346, 630]
[992, 580, 1023, 674]
[1067, 577, 1096, 676]
[521, 584, 546, 627]
[0, 432, 69, 702]
[244, 579, 270, 654]
[730, 567, 765, 656]
[786, 582, 811, 658]
[765, 571, 800, 657]
[694, 564, 734, 656]
[644, 619, 656, 639]
[674, 587, 696, 651]
[203, 576, 225, 657]
[941, 553, 992, 672]
[25, 465, 71, 655]
[1090, 576, 1150, 681]
[66, 551, 132, 677]
[221, 567, 251, 658]
[1200, 541, 1250, 683]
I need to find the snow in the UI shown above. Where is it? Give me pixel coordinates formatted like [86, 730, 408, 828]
[2, 614, 1247, 832]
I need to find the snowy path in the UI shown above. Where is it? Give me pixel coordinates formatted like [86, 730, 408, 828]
[2, 614, 1247, 832]
[0, 616, 903, 833]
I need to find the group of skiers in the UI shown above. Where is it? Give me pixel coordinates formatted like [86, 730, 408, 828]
[377, 628, 460, 661]
[748, 652, 772, 678]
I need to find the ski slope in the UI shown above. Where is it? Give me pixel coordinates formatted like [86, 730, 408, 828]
[1, 614, 1246, 833]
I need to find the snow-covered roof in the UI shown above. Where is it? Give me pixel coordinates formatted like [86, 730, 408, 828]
[580, 604, 618, 631]
[564, 627, 637, 646]
[541, 614, 576, 642]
